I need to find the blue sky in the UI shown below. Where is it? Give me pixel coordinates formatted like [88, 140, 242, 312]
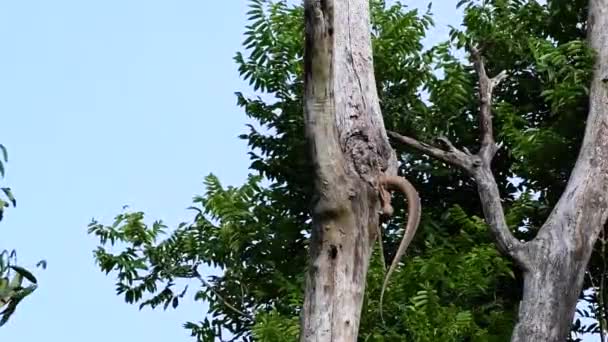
[0, 1, 252, 340]
[0, 0, 597, 341]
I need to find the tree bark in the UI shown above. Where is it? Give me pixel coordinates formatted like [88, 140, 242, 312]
[510, 244, 590, 341]
[510, 0, 608, 339]
[387, 0, 608, 340]
[299, 0, 396, 341]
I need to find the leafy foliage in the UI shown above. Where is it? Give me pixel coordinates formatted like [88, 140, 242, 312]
[0, 145, 46, 328]
[90, 0, 603, 340]
[89, 173, 307, 340]
[0, 250, 45, 327]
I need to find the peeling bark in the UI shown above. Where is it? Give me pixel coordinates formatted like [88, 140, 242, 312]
[300, 0, 396, 341]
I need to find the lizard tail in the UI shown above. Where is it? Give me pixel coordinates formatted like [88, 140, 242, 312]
[379, 175, 422, 323]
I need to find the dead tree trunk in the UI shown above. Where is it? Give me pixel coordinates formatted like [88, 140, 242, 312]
[299, 0, 397, 341]
[509, 1, 608, 340]
[388, 0, 608, 340]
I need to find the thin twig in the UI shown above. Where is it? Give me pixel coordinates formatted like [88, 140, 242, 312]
[193, 269, 251, 319]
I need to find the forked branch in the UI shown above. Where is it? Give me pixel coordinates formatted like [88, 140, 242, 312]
[387, 47, 528, 265]
[470, 45, 508, 164]
[386, 132, 479, 173]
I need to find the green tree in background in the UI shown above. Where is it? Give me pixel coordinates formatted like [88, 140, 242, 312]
[0, 144, 45, 328]
[89, 0, 606, 341]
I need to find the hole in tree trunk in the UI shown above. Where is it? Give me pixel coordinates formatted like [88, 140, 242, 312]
[329, 244, 338, 259]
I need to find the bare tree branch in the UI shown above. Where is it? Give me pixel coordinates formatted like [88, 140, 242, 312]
[474, 167, 527, 264]
[386, 131, 476, 171]
[470, 46, 507, 164]
[387, 46, 529, 266]
[192, 268, 251, 320]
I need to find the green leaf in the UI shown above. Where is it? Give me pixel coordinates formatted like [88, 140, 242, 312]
[10, 266, 37, 284]
[36, 260, 47, 270]
[1, 188, 15, 207]
[0, 145, 7, 163]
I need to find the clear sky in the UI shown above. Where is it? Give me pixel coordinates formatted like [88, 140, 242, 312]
[0, 0, 597, 342]
[0, 1, 252, 341]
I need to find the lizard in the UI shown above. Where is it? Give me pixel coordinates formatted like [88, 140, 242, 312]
[378, 174, 422, 321]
